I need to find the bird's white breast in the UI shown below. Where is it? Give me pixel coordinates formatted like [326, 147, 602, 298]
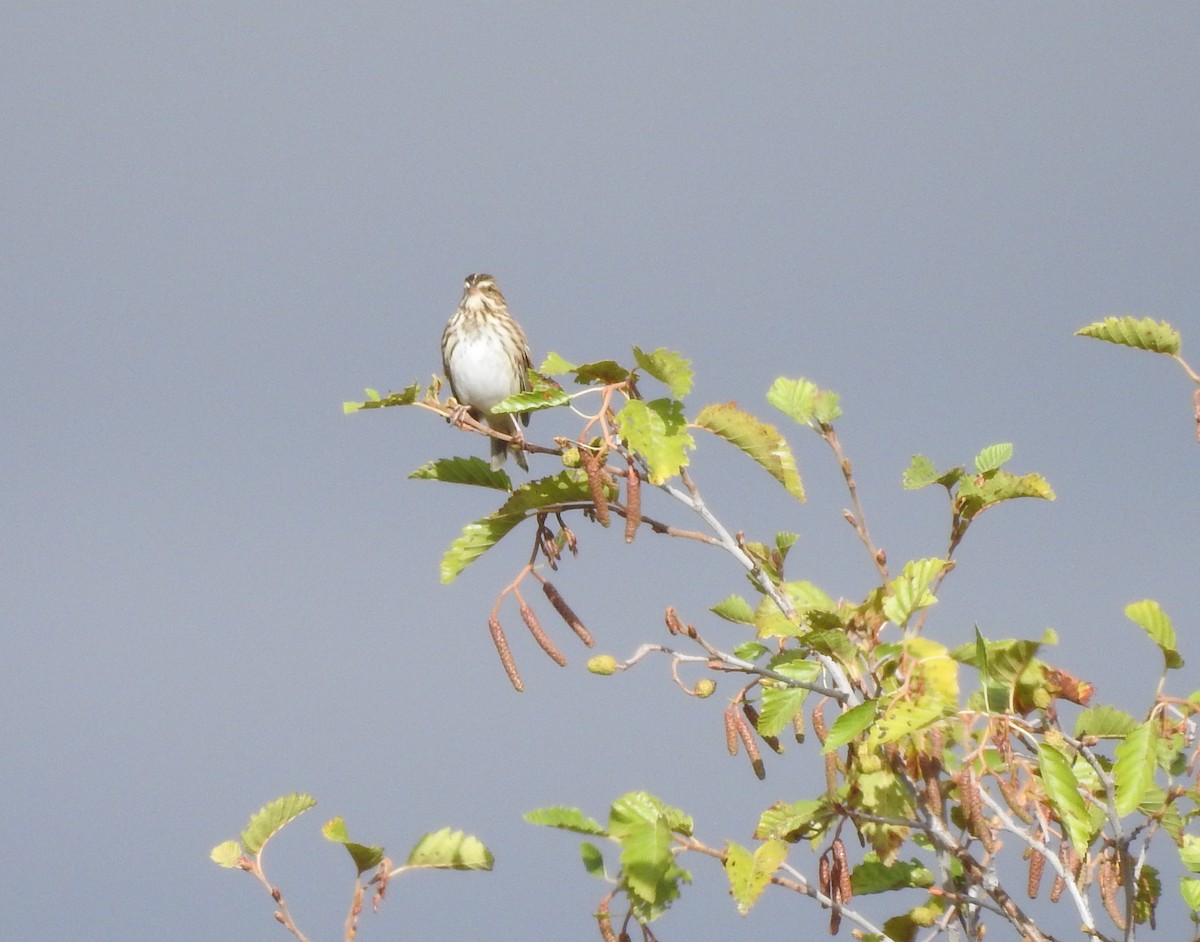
[446, 328, 520, 411]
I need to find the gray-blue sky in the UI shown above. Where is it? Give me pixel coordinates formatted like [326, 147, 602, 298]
[3, 4, 1198, 939]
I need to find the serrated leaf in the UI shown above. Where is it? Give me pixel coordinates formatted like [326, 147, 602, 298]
[694, 403, 805, 501]
[1113, 722, 1157, 817]
[883, 558, 947, 627]
[580, 841, 607, 879]
[571, 359, 631, 386]
[902, 454, 939, 490]
[823, 700, 880, 753]
[620, 816, 673, 905]
[766, 649, 822, 682]
[210, 840, 243, 868]
[851, 856, 935, 895]
[539, 351, 578, 374]
[524, 806, 607, 835]
[1181, 875, 1200, 911]
[633, 346, 694, 398]
[322, 817, 384, 874]
[755, 800, 828, 841]
[440, 471, 604, 583]
[405, 828, 493, 870]
[1037, 744, 1092, 855]
[903, 454, 964, 491]
[710, 594, 756, 624]
[410, 456, 513, 490]
[344, 382, 422, 413]
[608, 792, 693, 839]
[240, 793, 317, 855]
[615, 398, 694, 485]
[1181, 834, 1200, 872]
[1125, 599, 1184, 669]
[732, 641, 770, 662]
[903, 637, 958, 704]
[1076, 316, 1181, 355]
[1074, 705, 1139, 739]
[490, 372, 571, 414]
[974, 443, 1013, 474]
[956, 470, 1055, 520]
[870, 699, 948, 746]
[724, 839, 787, 915]
[756, 684, 810, 738]
[766, 376, 842, 425]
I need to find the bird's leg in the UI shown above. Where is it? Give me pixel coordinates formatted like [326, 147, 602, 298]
[446, 399, 473, 428]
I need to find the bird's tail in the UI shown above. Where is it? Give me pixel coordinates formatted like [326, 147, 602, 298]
[489, 416, 528, 471]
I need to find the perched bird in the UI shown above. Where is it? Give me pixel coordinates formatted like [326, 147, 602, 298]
[441, 273, 533, 471]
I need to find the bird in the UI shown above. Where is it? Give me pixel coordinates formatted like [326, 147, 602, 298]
[441, 273, 533, 471]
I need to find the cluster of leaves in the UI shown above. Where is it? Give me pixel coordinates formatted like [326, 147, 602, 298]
[211, 794, 491, 942]
[250, 314, 1197, 941]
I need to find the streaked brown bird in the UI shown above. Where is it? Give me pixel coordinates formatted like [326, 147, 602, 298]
[441, 273, 533, 471]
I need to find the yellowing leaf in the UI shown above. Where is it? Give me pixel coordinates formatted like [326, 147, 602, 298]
[1076, 316, 1181, 355]
[694, 403, 805, 501]
[724, 839, 788, 915]
[405, 828, 494, 871]
[767, 377, 842, 425]
[616, 398, 694, 484]
[633, 346, 694, 398]
[1125, 599, 1184, 669]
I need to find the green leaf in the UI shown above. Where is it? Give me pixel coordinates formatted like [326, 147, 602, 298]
[823, 700, 880, 753]
[615, 398, 694, 485]
[490, 373, 571, 414]
[974, 443, 1013, 474]
[633, 346, 694, 398]
[1181, 834, 1200, 872]
[852, 856, 936, 895]
[571, 359, 632, 386]
[1125, 599, 1184, 669]
[240, 793, 317, 855]
[883, 558, 947, 627]
[410, 456, 513, 490]
[210, 840, 243, 868]
[870, 699, 948, 746]
[1076, 316, 1181, 355]
[902, 455, 939, 490]
[710, 594, 756, 625]
[620, 816, 673, 905]
[694, 403, 805, 501]
[608, 792, 693, 839]
[756, 684, 810, 738]
[1113, 722, 1158, 817]
[1037, 744, 1093, 855]
[440, 471, 605, 583]
[1074, 705, 1139, 739]
[321, 817, 384, 875]
[344, 382, 422, 413]
[1181, 876, 1200, 912]
[766, 650, 821, 681]
[903, 454, 966, 491]
[580, 841, 607, 879]
[405, 828, 494, 871]
[755, 800, 829, 841]
[732, 641, 770, 662]
[607, 792, 693, 911]
[955, 469, 1055, 520]
[539, 351, 578, 374]
[766, 377, 842, 425]
[523, 806, 607, 835]
[724, 839, 787, 915]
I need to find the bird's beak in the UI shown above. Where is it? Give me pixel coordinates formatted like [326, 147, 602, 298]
[467, 284, 481, 297]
